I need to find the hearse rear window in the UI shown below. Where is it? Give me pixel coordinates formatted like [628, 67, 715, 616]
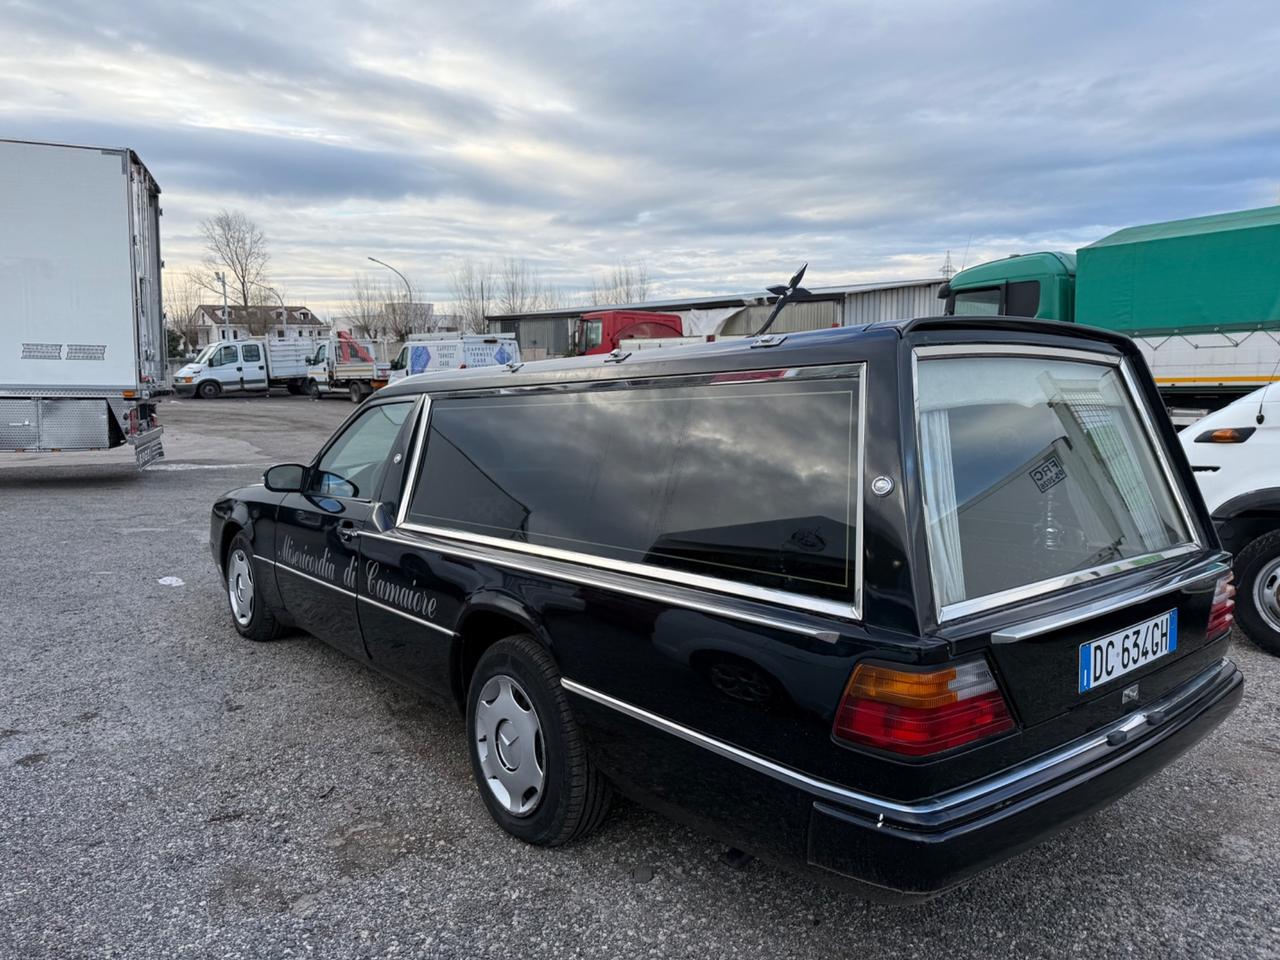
[915, 352, 1193, 617]
[406, 368, 862, 607]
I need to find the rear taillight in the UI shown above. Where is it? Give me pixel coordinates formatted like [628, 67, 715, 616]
[833, 660, 1014, 757]
[1207, 573, 1235, 640]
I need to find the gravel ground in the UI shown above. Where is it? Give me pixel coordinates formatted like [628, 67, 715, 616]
[1, 395, 1277, 960]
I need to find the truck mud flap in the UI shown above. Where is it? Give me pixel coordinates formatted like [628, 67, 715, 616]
[130, 426, 165, 468]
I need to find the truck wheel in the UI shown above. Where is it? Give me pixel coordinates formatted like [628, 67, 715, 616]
[198, 380, 221, 399]
[285, 381, 302, 396]
[305, 379, 320, 399]
[1235, 529, 1280, 656]
[349, 383, 365, 404]
[224, 533, 285, 642]
[466, 636, 612, 846]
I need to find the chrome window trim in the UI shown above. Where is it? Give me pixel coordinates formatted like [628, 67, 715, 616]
[394, 393, 432, 528]
[270, 558, 357, 598]
[561, 659, 1230, 823]
[911, 344, 1203, 623]
[394, 365, 867, 622]
[360, 527, 842, 642]
[990, 559, 1228, 643]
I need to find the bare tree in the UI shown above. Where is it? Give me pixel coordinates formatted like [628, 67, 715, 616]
[450, 259, 494, 334]
[343, 275, 388, 339]
[163, 271, 204, 351]
[199, 209, 271, 308]
[586, 260, 650, 306]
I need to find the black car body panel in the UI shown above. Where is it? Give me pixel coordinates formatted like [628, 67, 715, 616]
[209, 317, 1242, 899]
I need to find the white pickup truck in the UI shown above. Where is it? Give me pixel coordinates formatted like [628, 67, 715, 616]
[305, 333, 391, 402]
[175, 337, 310, 398]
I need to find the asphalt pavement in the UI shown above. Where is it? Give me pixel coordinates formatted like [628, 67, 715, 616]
[1, 394, 1277, 960]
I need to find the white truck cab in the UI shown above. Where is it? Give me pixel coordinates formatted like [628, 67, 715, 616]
[1180, 382, 1280, 654]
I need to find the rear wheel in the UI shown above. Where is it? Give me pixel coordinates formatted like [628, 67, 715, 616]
[1235, 529, 1280, 656]
[466, 636, 612, 846]
[198, 380, 221, 399]
[285, 380, 303, 395]
[225, 533, 285, 642]
[349, 382, 365, 404]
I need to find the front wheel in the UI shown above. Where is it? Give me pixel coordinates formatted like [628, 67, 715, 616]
[1235, 529, 1280, 656]
[225, 533, 285, 642]
[466, 636, 612, 846]
[305, 379, 321, 399]
[198, 380, 222, 399]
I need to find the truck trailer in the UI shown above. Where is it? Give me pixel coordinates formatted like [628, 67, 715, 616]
[0, 139, 166, 467]
[941, 205, 1280, 417]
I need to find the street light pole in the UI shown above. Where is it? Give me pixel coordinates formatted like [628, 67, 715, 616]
[368, 256, 414, 333]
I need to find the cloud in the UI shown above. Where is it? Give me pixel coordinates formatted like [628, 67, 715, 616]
[1, 0, 1277, 311]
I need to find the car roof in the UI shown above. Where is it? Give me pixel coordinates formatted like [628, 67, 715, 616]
[375, 315, 1135, 399]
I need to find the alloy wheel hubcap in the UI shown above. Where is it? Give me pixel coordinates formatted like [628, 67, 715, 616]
[227, 548, 254, 626]
[1256, 557, 1280, 633]
[474, 675, 545, 817]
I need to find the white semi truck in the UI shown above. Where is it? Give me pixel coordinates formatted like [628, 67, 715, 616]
[0, 139, 167, 467]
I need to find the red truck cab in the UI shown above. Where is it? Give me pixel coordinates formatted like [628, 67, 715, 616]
[576, 310, 684, 355]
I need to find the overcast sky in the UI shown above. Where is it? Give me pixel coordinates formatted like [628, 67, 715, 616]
[3, 0, 1278, 315]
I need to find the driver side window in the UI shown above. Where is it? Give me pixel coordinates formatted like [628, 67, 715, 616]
[210, 345, 238, 367]
[309, 401, 413, 500]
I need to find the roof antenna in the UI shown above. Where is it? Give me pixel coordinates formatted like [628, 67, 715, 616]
[751, 263, 811, 337]
[1256, 350, 1280, 424]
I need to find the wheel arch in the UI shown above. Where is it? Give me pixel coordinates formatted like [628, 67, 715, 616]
[1212, 488, 1280, 557]
[452, 593, 553, 714]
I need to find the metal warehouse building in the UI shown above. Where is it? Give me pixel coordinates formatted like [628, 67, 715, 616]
[486, 278, 946, 359]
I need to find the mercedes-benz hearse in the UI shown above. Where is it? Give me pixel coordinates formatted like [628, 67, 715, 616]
[210, 317, 1243, 899]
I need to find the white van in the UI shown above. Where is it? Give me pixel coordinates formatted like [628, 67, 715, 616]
[1180, 382, 1280, 654]
[388, 334, 520, 384]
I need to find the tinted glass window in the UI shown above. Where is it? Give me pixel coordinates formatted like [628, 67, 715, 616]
[407, 370, 861, 603]
[241, 343, 262, 362]
[1005, 280, 1041, 317]
[213, 345, 238, 366]
[309, 402, 412, 500]
[916, 355, 1190, 611]
[951, 288, 1002, 316]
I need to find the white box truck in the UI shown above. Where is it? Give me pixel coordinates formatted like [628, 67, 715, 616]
[0, 139, 166, 467]
[387, 333, 520, 384]
[174, 337, 310, 397]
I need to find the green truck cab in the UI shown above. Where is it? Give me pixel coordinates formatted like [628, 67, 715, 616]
[942, 206, 1280, 411]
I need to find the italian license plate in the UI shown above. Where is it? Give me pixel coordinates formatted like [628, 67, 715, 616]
[1078, 609, 1177, 693]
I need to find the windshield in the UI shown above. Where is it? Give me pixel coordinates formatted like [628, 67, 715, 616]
[916, 353, 1192, 615]
[194, 344, 218, 363]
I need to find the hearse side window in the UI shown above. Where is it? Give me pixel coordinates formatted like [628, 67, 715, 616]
[406, 370, 862, 605]
[308, 401, 412, 500]
[915, 353, 1192, 615]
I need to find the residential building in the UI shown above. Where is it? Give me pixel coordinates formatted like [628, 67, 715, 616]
[189, 304, 329, 345]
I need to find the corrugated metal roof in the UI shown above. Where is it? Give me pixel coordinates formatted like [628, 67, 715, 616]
[486, 277, 944, 322]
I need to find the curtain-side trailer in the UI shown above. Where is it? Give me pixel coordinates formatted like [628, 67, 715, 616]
[0, 139, 166, 466]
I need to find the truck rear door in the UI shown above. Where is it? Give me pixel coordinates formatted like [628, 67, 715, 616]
[239, 342, 267, 391]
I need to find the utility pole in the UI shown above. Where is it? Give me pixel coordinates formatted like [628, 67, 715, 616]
[215, 271, 229, 337]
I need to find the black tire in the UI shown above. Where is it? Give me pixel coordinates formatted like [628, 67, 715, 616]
[197, 380, 221, 399]
[305, 379, 321, 399]
[1234, 529, 1280, 656]
[224, 533, 285, 642]
[466, 636, 612, 846]
[285, 380, 302, 396]
[349, 382, 365, 404]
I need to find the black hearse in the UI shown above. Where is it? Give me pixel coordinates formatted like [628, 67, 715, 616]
[210, 317, 1242, 899]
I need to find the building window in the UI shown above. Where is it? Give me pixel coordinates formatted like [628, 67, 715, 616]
[299, 311, 310, 321]
[232, 330, 239, 340]
[276, 329, 285, 338]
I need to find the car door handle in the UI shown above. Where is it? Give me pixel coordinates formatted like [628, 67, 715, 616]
[236, 366, 243, 372]
[337, 521, 358, 543]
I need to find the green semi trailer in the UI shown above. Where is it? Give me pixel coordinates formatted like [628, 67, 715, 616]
[941, 205, 1280, 417]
